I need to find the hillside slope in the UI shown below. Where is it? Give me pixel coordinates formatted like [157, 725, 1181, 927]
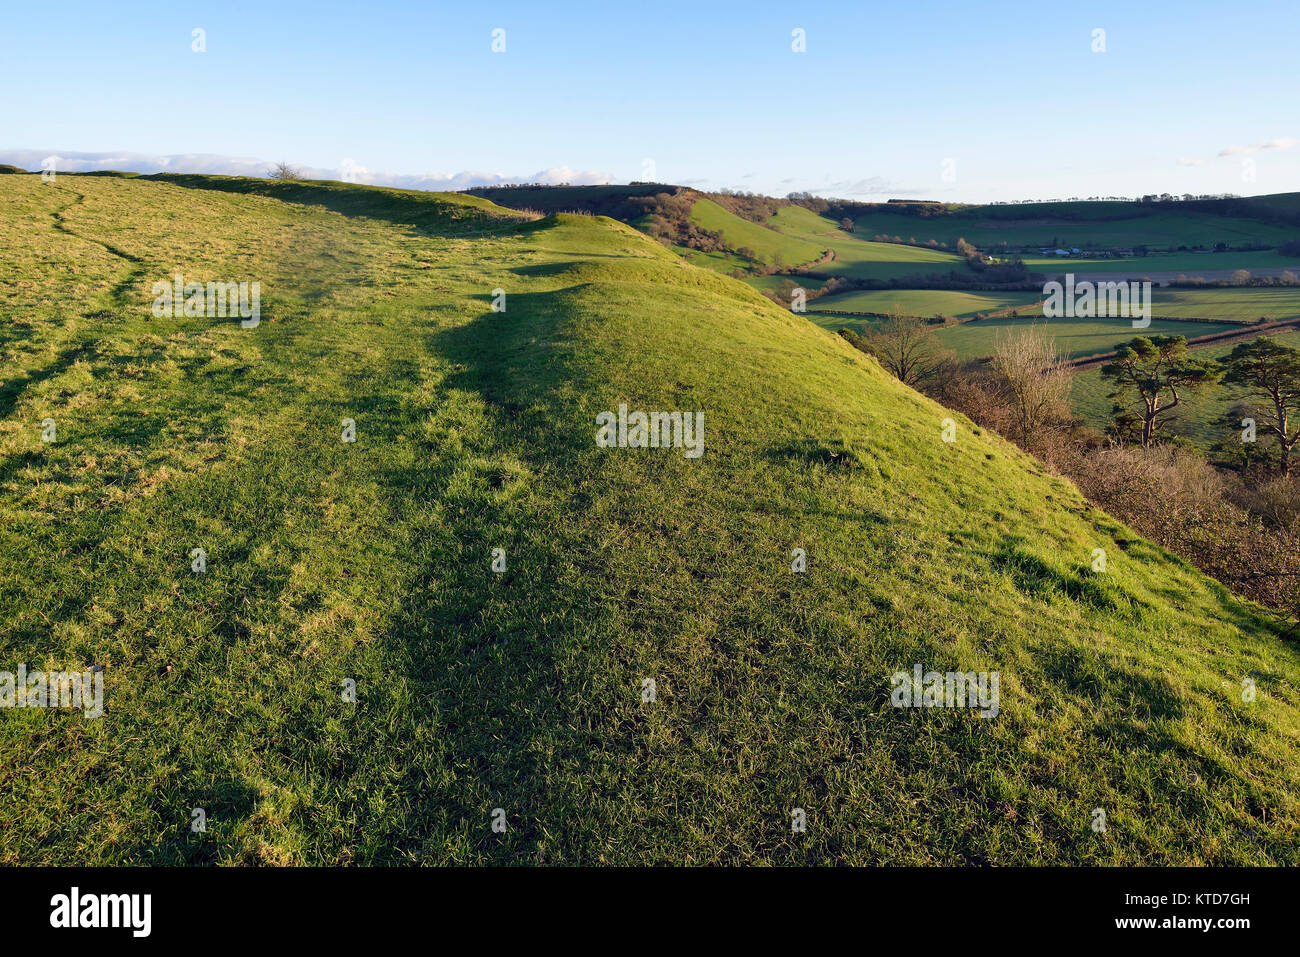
[829, 197, 1300, 250]
[2, 173, 1299, 865]
[687, 197, 825, 268]
[769, 204, 974, 281]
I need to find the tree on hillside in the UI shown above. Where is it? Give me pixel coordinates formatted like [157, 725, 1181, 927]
[1223, 337, 1300, 475]
[1100, 335, 1223, 449]
[858, 314, 953, 388]
[990, 325, 1072, 451]
[269, 161, 302, 180]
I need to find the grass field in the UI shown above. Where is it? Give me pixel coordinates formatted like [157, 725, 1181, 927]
[809, 286, 1300, 330]
[808, 289, 1044, 319]
[844, 201, 1300, 250]
[1146, 288, 1300, 322]
[1072, 329, 1300, 450]
[934, 317, 1240, 361]
[1023, 250, 1300, 275]
[3, 173, 1300, 865]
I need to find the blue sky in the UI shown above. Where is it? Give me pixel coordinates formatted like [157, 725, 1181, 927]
[3, 0, 1297, 201]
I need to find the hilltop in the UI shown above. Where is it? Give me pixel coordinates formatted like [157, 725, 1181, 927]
[2, 173, 1299, 864]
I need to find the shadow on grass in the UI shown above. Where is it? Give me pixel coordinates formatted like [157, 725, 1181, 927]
[0, 342, 95, 420]
[162, 781, 260, 865]
[303, 290, 614, 862]
[765, 438, 863, 470]
[992, 537, 1143, 617]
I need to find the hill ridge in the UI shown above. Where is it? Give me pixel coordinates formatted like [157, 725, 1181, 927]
[1, 173, 1298, 864]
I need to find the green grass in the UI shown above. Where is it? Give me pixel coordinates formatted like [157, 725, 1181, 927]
[844, 201, 1300, 250]
[1023, 250, 1300, 275]
[768, 206, 973, 281]
[671, 243, 756, 275]
[742, 274, 828, 294]
[808, 289, 1044, 319]
[3, 174, 1299, 865]
[688, 198, 825, 268]
[934, 316, 1239, 361]
[1072, 329, 1300, 449]
[1145, 288, 1300, 322]
[807, 286, 1300, 340]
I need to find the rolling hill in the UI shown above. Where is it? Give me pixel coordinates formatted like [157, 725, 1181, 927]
[767, 205, 974, 281]
[687, 197, 826, 268]
[830, 195, 1300, 250]
[3, 173, 1299, 865]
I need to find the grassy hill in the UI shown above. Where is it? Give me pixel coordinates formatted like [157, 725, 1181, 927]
[836, 196, 1300, 250]
[688, 198, 826, 268]
[464, 183, 671, 222]
[768, 205, 974, 281]
[3, 174, 1299, 865]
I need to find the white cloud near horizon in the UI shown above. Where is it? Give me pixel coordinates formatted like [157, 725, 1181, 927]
[0, 150, 613, 191]
[1217, 137, 1298, 158]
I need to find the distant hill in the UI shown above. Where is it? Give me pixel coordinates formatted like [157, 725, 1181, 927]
[464, 182, 676, 220]
[822, 194, 1300, 251]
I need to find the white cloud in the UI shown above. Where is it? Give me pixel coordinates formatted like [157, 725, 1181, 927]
[1176, 157, 1204, 167]
[526, 166, 611, 186]
[1218, 137, 1298, 157]
[811, 175, 939, 198]
[0, 150, 612, 191]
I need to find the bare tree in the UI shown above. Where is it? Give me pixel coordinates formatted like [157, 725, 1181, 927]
[269, 161, 301, 181]
[990, 324, 1073, 450]
[860, 314, 952, 388]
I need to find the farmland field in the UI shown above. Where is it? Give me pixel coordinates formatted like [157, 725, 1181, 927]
[1022, 250, 1300, 276]
[1146, 288, 1300, 322]
[842, 202, 1300, 250]
[806, 286, 1300, 331]
[935, 316, 1240, 361]
[808, 288, 1044, 319]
